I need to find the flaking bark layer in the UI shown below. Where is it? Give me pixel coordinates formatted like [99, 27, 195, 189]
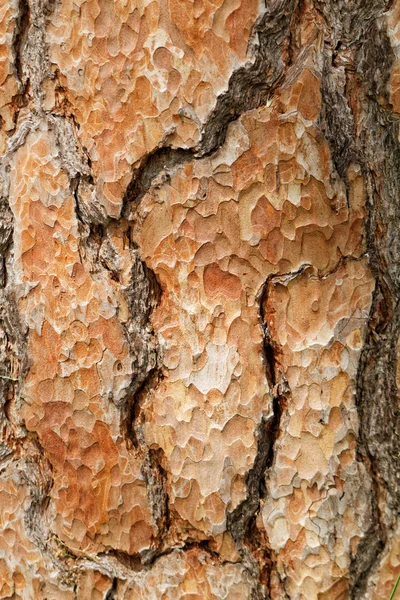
[0, 0, 399, 598]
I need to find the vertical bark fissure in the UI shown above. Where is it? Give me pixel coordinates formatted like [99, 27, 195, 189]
[105, 577, 118, 600]
[310, 5, 400, 595]
[13, 0, 30, 93]
[351, 147, 400, 598]
[225, 274, 291, 599]
[350, 10, 400, 598]
[72, 194, 170, 546]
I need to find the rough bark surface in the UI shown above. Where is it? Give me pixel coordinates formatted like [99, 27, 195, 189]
[0, 0, 399, 598]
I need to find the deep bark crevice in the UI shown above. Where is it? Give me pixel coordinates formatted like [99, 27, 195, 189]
[69, 536, 240, 585]
[13, 0, 31, 103]
[224, 274, 291, 599]
[122, 0, 298, 214]
[71, 153, 169, 555]
[350, 9, 400, 597]
[141, 538, 232, 570]
[122, 147, 194, 213]
[308, 4, 400, 594]
[133, 424, 171, 552]
[349, 441, 387, 599]
[320, 53, 360, 190]
[104, 577, 118, 600]
[195, 0, 298, 155]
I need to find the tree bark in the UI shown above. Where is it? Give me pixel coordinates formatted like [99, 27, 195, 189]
[0, 0, 399, 598]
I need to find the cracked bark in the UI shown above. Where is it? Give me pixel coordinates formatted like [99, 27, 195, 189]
[0, 0, 399, 598]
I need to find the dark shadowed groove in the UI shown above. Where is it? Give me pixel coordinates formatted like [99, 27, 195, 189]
[100, 230, 170, 545]
[318, 1, 392, 186]
[349, 425, 386, 599]
[133, 424, 171, 553]
[120, 239, 171, 544]
[72, 149, 170, 554]
[101, 550, 143, 573]
[320, 56, 360, 185]
[313, 2, 399, 595]
[350, 9, 400, 598]
[226, 405, 284, 600]
[12, 0, 30, 109]
[225, 275, 289, 600]
[122, 147, 193, 213]
[105, 577, 118, 600]
[77, 537, 236, 583]
[196, 0, 297, 155]
[351, 174, 400, 598]
[0, 201, 14, 290]
[13, 0, 30, 79]
[124, 243, 161, 399]
[122, 0, 298, 212]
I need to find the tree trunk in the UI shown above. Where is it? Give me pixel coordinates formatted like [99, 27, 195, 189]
[0, 0, 399, 598]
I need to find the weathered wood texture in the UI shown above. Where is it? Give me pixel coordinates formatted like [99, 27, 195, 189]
[0, 0, 399, 598]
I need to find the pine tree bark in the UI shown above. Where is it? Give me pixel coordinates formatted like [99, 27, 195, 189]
[0, 0, 399, 598]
